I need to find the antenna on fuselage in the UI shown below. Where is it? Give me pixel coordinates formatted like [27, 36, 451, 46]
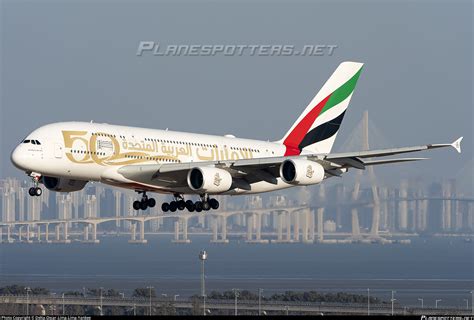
[90, 120, 94, 123]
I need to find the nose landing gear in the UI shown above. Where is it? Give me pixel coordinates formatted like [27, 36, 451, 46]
[28, 187, 42, 197]
[28, 174, 42, 197]
[133, 191, 156, 211]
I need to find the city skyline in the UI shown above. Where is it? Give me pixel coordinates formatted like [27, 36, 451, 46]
[1, 174, 472, 238]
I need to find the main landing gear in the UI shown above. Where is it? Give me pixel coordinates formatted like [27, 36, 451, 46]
[28, 174, 42, 197]
[133, 192, 219, 213]
[162, 194, 219, 213]
[133, 191, 156, 211]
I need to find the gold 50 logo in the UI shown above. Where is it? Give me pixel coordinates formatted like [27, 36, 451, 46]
[62, 130, 254, 166]
[62, 130, 175, 166]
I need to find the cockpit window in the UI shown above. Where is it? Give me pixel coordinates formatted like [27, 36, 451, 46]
[22, 139, 41, 145]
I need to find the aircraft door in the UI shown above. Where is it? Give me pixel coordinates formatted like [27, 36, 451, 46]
[54, 143, 63, 159]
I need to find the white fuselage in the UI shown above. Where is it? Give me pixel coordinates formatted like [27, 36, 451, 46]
[11, 121, 298, 195]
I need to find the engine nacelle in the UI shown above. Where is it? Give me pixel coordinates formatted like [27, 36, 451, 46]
[42, 176, 88, 192]
[280, 159, 325, 186]
[187, 167, 233, 193]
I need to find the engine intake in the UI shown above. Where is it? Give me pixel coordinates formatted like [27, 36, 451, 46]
[280, 159, 325, 185]
[187, 167, 232, 193]
[42, 176, 88, 192]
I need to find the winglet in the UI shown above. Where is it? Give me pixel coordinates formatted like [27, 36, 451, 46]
[451, 137, 463, 153]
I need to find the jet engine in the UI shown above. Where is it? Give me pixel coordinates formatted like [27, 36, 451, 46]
[42, 176, 88, 192]
[279, 159, 325, 185]
[187, 167, 233, 193]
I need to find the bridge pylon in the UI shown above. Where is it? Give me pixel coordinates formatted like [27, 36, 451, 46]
[342, 110, 383, 241]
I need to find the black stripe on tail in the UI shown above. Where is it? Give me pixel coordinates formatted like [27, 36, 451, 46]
[298, 111, 346, 150]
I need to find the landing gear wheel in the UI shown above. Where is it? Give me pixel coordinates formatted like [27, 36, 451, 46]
[35, 187, 42, 196]
[169, 201, 177, 212]
[209, 198, 219, 210]
[134, 191, 154, 211]
[147, 198, 156, 208]
[133, 201, 141, 211]
[177, 200, 186, 211]
[195, 201, 203, 212]
[185, 200, 195, 212]
[202, 201, 211, 211]
[140, 200, 148, 210]
[162, 202, 170, 212]
[29, 187, 36, 197]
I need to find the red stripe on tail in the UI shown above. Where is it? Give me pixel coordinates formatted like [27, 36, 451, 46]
[283, 94, 331, 156]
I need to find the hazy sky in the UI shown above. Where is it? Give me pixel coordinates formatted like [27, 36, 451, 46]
[1, 0, 472, 189]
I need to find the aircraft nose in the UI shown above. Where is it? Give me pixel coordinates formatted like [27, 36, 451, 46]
[11, 146, 27, 170]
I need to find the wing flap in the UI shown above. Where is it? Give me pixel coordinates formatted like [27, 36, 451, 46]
[362, 157, 428, 166]
[328, 157, 365, 170]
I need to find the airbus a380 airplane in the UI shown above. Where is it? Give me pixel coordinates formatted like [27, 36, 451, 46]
[11, 62, 463, 213]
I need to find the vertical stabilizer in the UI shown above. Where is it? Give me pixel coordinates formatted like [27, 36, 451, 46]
[279, 61, 363, 155]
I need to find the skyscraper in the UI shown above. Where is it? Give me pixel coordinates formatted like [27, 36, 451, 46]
[84, 194, 97, 219]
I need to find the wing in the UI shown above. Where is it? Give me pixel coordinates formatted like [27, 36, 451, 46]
[116, 137, 462, 192]
[320, 136, 463, 170]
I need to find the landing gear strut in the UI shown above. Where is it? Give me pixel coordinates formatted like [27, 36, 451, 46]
[28, 174, 42, 197]
[133, 191, 156, 211]
[161, 193, 219, 213]
[197, 194, 220, 211]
